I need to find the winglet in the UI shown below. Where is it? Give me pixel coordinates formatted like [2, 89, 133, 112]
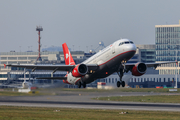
[4, 64, 6, 68]
[62, 43, 75, 65]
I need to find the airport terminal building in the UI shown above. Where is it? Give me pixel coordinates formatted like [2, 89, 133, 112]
[155, 20, 180, 75]
[0, 51, 85, 71]
[0, 51, 84, 85]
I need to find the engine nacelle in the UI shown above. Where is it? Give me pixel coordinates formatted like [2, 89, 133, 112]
[72, 64, 88, 77]
[132, 62, 147, 76]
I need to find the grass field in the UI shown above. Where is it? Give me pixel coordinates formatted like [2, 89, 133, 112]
[50, 88, 180, 93]
[94, 95, 180, 103]
[118, 88, 180, 93]
[0, 88, 180, 96]
[0, 89, 42, 96]
[0, 106, 180, 120]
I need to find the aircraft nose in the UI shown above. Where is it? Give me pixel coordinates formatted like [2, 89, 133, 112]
[126, 44, 137, 52]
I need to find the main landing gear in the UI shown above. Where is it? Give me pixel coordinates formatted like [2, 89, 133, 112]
[117, 81, 125, 88]
[78, 81, 81, 88]
[117, 62, 127, 88]
[78, 81, 86, 88]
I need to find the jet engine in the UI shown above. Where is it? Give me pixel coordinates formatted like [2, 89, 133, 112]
[132, 62, 147, 76]
[72, 64, 88, 77]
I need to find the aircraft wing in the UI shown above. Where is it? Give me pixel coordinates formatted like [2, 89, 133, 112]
[5, 64, 99, 72]
[6, 64, 75, 71]
[36, 77, 67, 80]
[125, 61, 177, 68]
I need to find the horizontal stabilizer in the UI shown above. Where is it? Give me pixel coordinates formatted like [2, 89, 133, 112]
[36, 77, 67, 80]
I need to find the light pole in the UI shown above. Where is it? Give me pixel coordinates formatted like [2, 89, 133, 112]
[174, 46, 178, 88]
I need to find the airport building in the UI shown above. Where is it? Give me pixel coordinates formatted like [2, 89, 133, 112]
[0, 51, 85, 71]
[102, 73, 180, 88]
[0, 51, 85, 85]
[136, 44, 156, 63]
[155, 20, 180, 75]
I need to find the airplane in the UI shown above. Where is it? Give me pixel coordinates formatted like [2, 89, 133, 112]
[5, 39, 177, 88]
[21, 80, 32, 89]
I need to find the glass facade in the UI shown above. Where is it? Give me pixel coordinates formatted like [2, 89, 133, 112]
[141, 49, 155, 63]
[155, 26, 180, 61]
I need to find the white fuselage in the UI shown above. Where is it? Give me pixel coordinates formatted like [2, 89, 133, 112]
[66, 39, 137, 85]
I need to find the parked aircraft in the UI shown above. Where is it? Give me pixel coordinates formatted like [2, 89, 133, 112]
[5, 39, 176, 88]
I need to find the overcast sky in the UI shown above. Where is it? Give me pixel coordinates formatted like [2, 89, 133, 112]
[0, 0, 180, 52]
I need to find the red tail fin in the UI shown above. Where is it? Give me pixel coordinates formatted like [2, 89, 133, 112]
[62, 43, 76, 65]
[4, 64, 6, 68]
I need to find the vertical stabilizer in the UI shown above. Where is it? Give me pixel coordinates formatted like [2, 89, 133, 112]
[62, 43, 76, 65]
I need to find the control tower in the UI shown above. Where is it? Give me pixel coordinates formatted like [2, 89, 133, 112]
[36, 26, 43, 61]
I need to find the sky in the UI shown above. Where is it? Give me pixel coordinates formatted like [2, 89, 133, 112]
[0, 0, 180, 52]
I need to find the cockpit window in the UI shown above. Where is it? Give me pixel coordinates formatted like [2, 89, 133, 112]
[130, 41, 134, 44]
[119, 43, 122, 45]
[119, 41, 134, 46]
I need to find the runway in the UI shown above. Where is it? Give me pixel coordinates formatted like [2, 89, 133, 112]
[1, 100, 180, 112]
[0, 91, 180, 112]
